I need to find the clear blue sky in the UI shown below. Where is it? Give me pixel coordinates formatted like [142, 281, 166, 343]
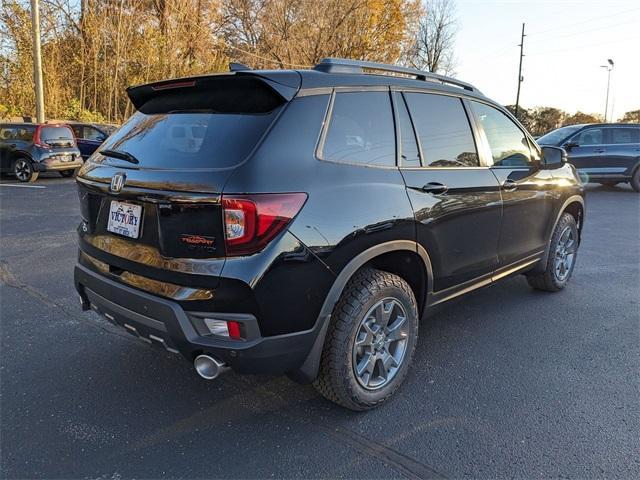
[454, 0, 640, 119]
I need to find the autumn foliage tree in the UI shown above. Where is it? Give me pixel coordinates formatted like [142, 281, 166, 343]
[1, 0, 426, 123]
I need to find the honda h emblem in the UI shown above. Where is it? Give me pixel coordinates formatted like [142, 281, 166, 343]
[110, 172, 126, 193]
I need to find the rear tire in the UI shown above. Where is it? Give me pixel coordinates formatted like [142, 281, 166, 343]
[13, 158, 39, 183]
[526, 213, 579, 292]
[631, 169, 640, 192]
[59, 169, 76, 178]
[313, 268, 418, 411]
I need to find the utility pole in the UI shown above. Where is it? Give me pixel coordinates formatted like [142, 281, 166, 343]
[30, 0, 45, 123]
[601, 59, 614, 122]
[514, 23, 525, 119]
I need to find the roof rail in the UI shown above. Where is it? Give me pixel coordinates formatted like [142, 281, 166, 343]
[313, 58, 478, 93]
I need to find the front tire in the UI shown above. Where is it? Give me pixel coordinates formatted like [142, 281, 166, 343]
[13, 158, 38, 183]
[526, 212, 579, 292]
[313, 268, 419, 411]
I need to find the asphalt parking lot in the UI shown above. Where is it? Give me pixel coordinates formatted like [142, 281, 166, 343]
[1, 174, 638, 479]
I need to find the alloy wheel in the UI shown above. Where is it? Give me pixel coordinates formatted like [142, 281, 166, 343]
[352, 297, 410, 390]
[554, 226, 576, 281]
[14, 160, 31, 182]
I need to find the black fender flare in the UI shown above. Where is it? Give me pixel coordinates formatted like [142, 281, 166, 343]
[287, 240, 433, 384]
[532, 194, 585, 274]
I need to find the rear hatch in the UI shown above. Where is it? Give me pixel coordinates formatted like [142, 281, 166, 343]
[37, 125, 80, 159]
[77, 72, 299, 279]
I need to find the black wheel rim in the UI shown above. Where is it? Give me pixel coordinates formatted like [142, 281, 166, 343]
[15, 160, 31, 181]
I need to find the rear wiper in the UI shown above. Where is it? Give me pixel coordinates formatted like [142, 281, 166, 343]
[99, 148, 139, 164]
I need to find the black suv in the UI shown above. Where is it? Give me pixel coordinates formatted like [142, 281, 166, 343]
[68, 122, 116, 161]
[538, 123, 640, 191]
[0, 123, 83, 182]
[74, 59, 585, 410]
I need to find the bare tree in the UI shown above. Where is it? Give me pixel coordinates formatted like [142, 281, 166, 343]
[406, 0, 457, 74]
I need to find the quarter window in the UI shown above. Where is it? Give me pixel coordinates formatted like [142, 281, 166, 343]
[322, 92, 395, 167]
[470, 101, 532, 167]
[609, 127, 639, 144]
[571, 127, 604, 146]
[395, 94, 420, 167]
[404, 93, 478, 167]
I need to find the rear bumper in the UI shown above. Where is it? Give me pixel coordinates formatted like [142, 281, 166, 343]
[74, 264, 322, 376]
[35, 157, 83, 172]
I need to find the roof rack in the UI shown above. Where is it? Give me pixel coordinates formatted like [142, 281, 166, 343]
[313, 58, 479, 93]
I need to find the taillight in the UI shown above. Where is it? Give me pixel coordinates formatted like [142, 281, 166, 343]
[33, 125, 50, 148]
[222, 193, 307, 256]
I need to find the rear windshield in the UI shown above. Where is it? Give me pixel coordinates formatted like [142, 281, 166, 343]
[41, 126, 74, 141]
[95, 110, 280, 169]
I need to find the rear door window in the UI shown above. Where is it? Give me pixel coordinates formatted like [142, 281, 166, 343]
[404, 93, 479, 167]
[96, 110, 281, 169]
[609, 127, 640, 144]
[321, 91, 395, 167]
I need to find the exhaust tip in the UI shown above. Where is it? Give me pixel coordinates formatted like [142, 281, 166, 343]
[194, 354, 227, 380]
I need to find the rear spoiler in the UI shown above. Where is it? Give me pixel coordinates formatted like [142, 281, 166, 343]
[126, 72, 301, 114]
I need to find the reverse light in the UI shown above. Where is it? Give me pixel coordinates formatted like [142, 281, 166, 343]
[204, 318, 243, 340]
[222, 193, 307, 256]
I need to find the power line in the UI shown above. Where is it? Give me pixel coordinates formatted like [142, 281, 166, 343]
[527, 17, 640, 43]
[527, 6, 640, 36]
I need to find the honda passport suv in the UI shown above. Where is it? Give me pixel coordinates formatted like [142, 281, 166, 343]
[74, 59, 585, 410]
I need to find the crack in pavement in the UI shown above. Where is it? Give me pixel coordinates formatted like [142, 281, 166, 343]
[0, 260, 141, 345]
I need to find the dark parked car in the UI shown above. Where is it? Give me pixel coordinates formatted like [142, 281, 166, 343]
[0, 123, 83, 182]
[538, 123, 640, 191]
[68, 122, 116, 160]
[74, 59, 585, 410]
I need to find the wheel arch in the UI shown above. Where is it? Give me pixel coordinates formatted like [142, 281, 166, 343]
[287, 240, 433, 384]
[532, 194, 585, 274]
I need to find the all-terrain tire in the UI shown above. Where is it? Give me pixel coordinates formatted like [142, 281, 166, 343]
[526, 213, 579, 292]
[313, 268, 419, 411]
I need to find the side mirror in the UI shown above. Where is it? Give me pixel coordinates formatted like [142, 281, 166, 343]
[563, 141, 579, 150]
[541, 146, 568, 168]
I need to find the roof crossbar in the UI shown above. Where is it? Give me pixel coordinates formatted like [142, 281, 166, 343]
[313, 58, 478, 93]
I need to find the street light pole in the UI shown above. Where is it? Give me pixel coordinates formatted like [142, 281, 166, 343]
[514, 23, 526, 119]
[30, 0, 45, 123]
[600, 59, 614, 122]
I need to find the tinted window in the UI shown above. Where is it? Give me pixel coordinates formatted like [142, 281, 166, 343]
[571, 127, 603, 146]
[470, 101, 532, 167]
[85, 126, 107, 141]
[14, 126, 35, 141]
[609, 127, 639, 144]
[40, 126, 74, 141]
[96, 110, 280, 169]
[404, 93, 478, 167]
[396, 94, 420, 167]
[537, 125, 582, 145]
[0, 127, 16, 141]
[322, 92, 395, 166]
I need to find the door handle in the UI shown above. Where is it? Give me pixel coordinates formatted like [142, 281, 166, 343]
[594, 148, 606, 154]
[420, 182, 449, 195]
[502, 179, 518, 192]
